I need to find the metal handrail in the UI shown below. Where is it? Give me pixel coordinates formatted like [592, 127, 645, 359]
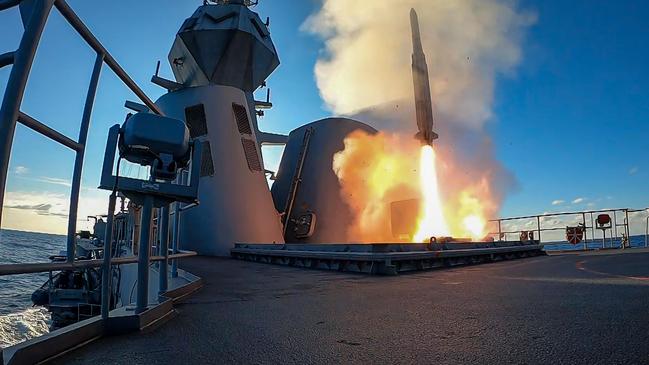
[17, 111, 83, 151]
[488, 207, 640, 222]
[0, 51, 14, 68]
[489, 207, 648, 250]
[0, 0, 164, 260]
[0, 1, 194, 349]
[0, 250, 197, 276]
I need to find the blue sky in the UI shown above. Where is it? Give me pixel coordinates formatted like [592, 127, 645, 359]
[0, 0, 647, 234]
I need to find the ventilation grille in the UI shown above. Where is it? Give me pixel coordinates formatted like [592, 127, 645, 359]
[232, 103, 252, 135]
[184, 104, 208, 138]
[200, 141, 215, 177]
[241, 138, 262, 172]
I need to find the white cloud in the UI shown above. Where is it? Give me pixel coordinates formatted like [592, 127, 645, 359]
[15, 175, 74, 188]
[14, 166, 29, 175]
[2, 190, 108, 234]
[37, 176, 72, 187]
[551, 200, 564, 206]
[629, 167, 639, 175]
[572, 197, 585, 204]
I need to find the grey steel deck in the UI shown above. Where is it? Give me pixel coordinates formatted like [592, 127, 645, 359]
[53, 249, 649, 364]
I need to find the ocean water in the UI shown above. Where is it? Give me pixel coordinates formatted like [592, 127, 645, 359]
[543, 234, 647, 251]
[0, 229, 65, 348]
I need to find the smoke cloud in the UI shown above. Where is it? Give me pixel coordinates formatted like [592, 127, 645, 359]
[304, 0, 536, 130]
[304, 0, 534, 240]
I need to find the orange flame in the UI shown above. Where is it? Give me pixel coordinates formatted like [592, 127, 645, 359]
[413, 145, 450, 241]
[333, 130, 495, 242]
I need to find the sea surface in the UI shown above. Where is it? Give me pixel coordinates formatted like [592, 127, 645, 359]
[0, 229, 65, 348]
[0, 229, 646, 349]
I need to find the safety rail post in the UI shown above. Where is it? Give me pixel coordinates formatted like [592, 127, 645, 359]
[611, 211, 616, 248]
[0, 0, 56, 227]
[67, 52, 104, 262]
[171, 171, 187, 278]
[101, 192, 117, 320]
[645, 215, 648, 247]
[497, 220, 502, 241]
[581, 212, 588, 249]
[624, 209, 630, 249]
[158, 205, 169, 297]
[158, 205, 170, 294]
[136, 195, 154, 314]
[171, 201, 180, 278]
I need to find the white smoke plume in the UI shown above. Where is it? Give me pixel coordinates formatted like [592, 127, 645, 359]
[302, 0, 535, 239]
[304, 0, 536, 130]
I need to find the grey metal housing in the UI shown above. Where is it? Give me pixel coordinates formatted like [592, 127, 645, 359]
[272, 118, 377, 243]
[168, 3, 279, 91]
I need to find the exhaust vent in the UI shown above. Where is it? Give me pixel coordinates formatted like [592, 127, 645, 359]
[184, 104, 208, 138]
[241, 138, 262, 172]
[232, 103, 252, 135]
[200, 141, 215, 177]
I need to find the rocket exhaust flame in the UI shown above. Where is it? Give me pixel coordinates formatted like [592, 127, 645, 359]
[413, 145, 449, 241]
[332, 131, 492, 243]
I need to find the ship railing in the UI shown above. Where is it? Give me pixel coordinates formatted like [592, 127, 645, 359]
[0, 0, 197, 343]
[488, 207, 649, 250]
[0, 0, 163, 263]
[0, 250, 196, 276]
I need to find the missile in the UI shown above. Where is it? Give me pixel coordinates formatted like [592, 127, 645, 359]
[410, 8, 438, 145]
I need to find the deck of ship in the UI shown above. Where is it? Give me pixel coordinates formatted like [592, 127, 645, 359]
[52, 249, 649, 364]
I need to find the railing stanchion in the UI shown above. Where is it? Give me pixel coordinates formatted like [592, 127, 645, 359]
[66, 52, 104, 262]
[101, 192, 117, 320]
[645, 215, 648, 248]
[0, 0, 55, 227]
[497, 220, 502, 241]
[136, 195, 154, 314]
[624, 209, 630, 249]
[171, 201, 180, 278]
[582, 212, 587, 248]
[158, 205, 170, 297]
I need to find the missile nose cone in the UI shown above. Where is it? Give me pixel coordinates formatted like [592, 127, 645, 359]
[410, 8, 419, 25]
[410, 8, 423, 54]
